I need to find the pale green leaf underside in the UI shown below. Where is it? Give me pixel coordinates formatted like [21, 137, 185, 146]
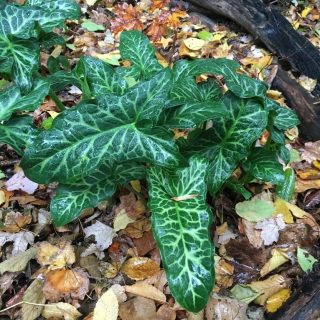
[51, 162, 146, 226]
[147, 157, 214, 312]
[0, 115, 35, 154]
[21, 71, 184, 184]
[242, 148, 285, 185]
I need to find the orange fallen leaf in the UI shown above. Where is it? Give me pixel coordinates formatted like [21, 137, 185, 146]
[43, 268, 89, 302]
[266, 288, 291, 313]
[121, 257, 160, 280]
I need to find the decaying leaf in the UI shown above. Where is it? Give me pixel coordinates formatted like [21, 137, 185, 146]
[157, 304, 176, 320]
[121, 257, 160, 280]
[265, 288, 291, 313]
[121, 218, 151, 238]
[248, 274, 290, 305]
[125, 283, 166, 303]
[5, 170, 38, 194]
[115, 193, 146, 219]
[260, 248, 290, 277]
[113, 210, 135, 232]
[0, 247, 37, 274]
[43, 268, 89, 302]
[0, 230, 35, 255]
[216, 222, 237, 245]
[273, 198, 293, 224]
[82, 221, 116, 258]
[240, 219, 263, 248]
[214, 256, 234, 289]
[36, 241, 75, 269]
[2, 211, 32, 233]
[301, 141, 320, 163]
[42, 302, 82, 320]
[119, 296, 157, 320]
[231, 284, 261, 304]
[22, 279, 46, 320]
[93, 287, 119, 320]
[255, 215, 286, 246]
[205, 293, 247, 320]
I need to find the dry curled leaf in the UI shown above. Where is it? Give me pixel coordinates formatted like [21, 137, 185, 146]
[22, 279, 45, 320]
[3, 211, 32, 233]
[43, 268, 89, 302]
[122, 218, 151, 238]
[42, 302, 81, 320]
[157, 304, 176, 320]
[260, 248, 290, 277]
[205, 293, 247, 320]
[93, 287, 118, 320]
[0, 230, 34, 255]
[37, 241, 75, 269]
[119, 296, 157, 320]
[121, 257, 160, 280]
[214, 256, 234, 289]
[125, 283, 166, 303]
[115, 192, 146, 219]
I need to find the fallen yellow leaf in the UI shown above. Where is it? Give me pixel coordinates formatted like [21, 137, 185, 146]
[266, 288, 291, 313]
[248, 275, 289, 305]
[260, 249, 290, 277]
[130, 180, 141, 192]
[273, 198, 293, 223]
[301, 6, 312, 18]
[183, 38, 205, 51]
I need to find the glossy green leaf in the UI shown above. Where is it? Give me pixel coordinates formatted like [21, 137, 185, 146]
[76, 56, 128, 98]
[119, 30, 163, 79]
[235, 199, 275, 222]
[162, 100, 226, 129]
[266, 98, 299, 130]
[147, 157, 214, 312]
[0, 115, 36, 154]
[184, 93, 267, 194]
[242, 148, 285, 185]
[0, 79, 49, 121]
[21, 70, 185, 184]
[51, 162, 145, 226]
[0, 36, 39, 92]
[276, 167, 295, 201]
[225, 178, 251, 200]
[170, 59, 267, 104]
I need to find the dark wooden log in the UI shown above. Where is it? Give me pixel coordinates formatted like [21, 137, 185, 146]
[186, 0, 320, 96]
[266, 263, 320, 320]
[273, 67, 320, 141]
[185, 0, 320, 141]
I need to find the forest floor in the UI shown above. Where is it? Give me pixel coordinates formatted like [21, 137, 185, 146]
[0, 0, 320, 319]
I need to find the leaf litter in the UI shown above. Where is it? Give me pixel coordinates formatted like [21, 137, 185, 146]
[0, 0, 320, 318]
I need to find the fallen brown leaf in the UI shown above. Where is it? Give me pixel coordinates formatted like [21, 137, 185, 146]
[119, 296, 157, 320]
[121, 257, 160, 280]
[125, 283, 166, 303]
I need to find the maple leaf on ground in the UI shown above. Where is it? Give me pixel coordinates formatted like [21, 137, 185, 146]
[150, 0, 170, 12]
[111, 3, 144, 35]
[166, 10, 188, 29]
[146, 14, 169, 41]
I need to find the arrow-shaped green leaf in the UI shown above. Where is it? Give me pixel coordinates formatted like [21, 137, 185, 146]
[21, 70, 185, 184]
[51, 162, 146, 226]
[0, 115, 36, 154]
[147, 157, 214, 312]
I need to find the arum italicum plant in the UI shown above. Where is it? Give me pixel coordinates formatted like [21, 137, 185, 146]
[0, 0, 299, 312]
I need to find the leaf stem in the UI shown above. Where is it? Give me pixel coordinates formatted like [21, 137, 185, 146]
[49, 89, 65, 111]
